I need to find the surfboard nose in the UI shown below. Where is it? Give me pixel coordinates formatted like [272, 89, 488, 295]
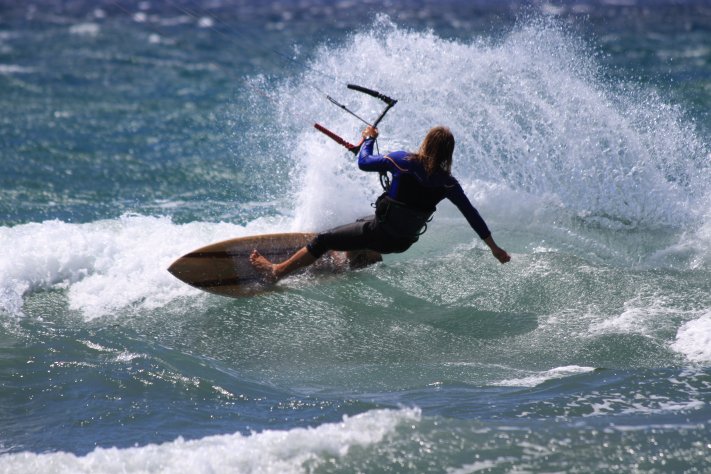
[167, 258, 190, 283]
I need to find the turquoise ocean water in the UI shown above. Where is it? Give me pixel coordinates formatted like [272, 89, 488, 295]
[1, 1, 711, 472]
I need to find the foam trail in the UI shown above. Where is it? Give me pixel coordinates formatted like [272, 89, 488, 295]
[0, 408, 419, 474]
[0, 214, 288, 320]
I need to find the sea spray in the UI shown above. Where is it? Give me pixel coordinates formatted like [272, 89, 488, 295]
[270, 16, 708, 233]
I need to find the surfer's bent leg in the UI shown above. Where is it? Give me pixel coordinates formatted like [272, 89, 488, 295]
[249, 220, 369, 282]
[252, 217, 411, 283]
[308, 218, 415, 257]
[306, 220, 371, 258]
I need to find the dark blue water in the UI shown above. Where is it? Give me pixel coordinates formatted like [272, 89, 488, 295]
[1, 1, 711, 472]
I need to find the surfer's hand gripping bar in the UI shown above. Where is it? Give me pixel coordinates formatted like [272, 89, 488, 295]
[314, 84, 397, 154]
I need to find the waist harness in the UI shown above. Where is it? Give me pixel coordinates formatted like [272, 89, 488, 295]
[375, 194, 433, 241]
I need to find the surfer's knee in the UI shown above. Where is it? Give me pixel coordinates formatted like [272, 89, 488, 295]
[306, 236, 327, 259]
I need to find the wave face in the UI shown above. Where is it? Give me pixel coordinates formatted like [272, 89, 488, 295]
[1, 3, 711, 473]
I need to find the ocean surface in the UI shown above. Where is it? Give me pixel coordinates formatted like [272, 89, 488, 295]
[1, 0, 711, 472]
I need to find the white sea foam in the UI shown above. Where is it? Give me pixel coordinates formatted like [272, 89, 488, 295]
[588, 295, 686, 337]
[584, 395, 705, 417]
[496, 365, 596, 387]
[671, 312, 711, 363]
[0, 64, 33, 74]
[69, 22, 100, 37]
[0, 215, 287, 320]
[197, 17, 214, 28]
[0, 408, 419, 474]
[575, 394, 706, 416]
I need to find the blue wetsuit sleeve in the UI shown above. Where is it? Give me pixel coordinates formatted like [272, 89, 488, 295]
[357, 138, 391, 172]
[446, 180, 492, 240]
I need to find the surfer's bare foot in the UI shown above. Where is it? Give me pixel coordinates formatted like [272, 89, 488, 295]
[249, 250, 278, 283]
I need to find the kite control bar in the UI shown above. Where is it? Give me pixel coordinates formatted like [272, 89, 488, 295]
[313, 123, 359, 151]
[314, 84, 398, 154]
[346, 84, 397, 128]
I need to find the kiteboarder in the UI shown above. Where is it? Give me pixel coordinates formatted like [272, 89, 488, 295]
[250, 125, 510, 282]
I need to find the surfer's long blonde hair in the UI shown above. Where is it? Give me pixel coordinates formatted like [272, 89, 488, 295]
[411, 126, 455, 176]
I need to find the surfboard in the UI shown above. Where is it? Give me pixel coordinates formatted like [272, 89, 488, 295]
[167, 232, 382, 297]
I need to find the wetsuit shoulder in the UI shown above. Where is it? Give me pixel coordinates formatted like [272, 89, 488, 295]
[357, 138, 410, 172]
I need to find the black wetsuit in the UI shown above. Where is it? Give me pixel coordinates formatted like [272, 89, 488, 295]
[306, 138, 491, 258]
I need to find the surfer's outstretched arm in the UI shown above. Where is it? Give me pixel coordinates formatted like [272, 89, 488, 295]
[250, 247, 316, 283]
[445, 179, 510, 264]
